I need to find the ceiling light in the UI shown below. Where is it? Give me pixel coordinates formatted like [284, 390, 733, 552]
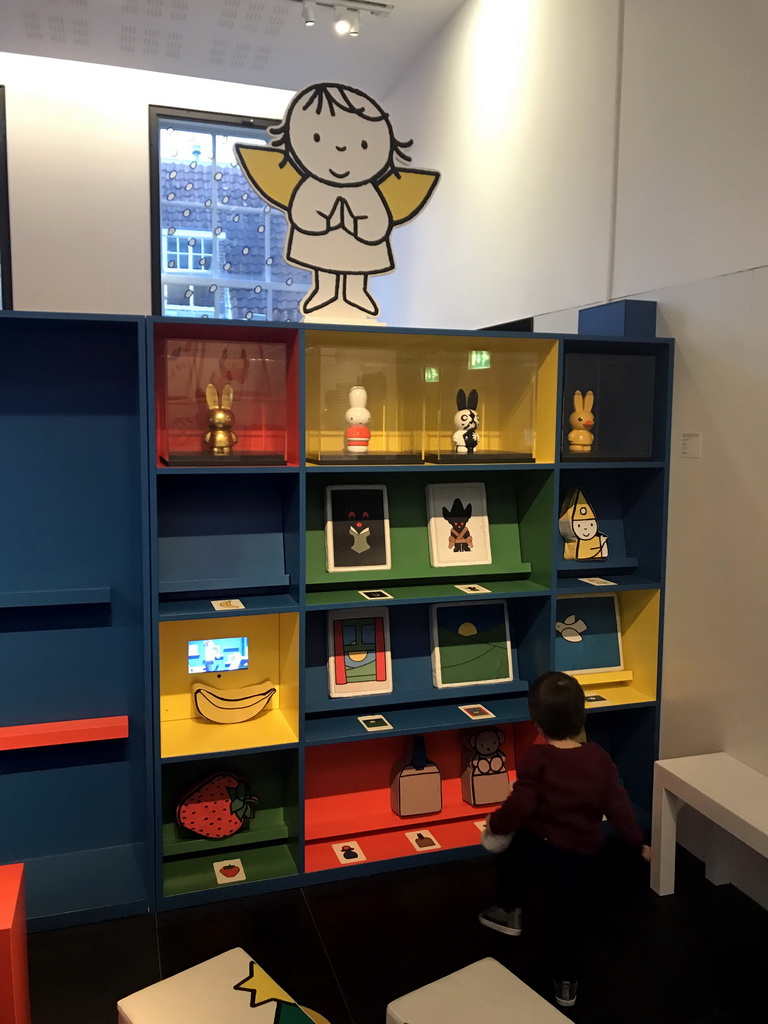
[302, 1, 316, 25]
[349, 9, 360, 35]
[334, 5, 351, 35]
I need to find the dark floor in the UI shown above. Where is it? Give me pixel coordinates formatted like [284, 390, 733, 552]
[28, 844, 765, 1023]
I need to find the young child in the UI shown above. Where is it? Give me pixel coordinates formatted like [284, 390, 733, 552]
[479, 671, 651, 1008]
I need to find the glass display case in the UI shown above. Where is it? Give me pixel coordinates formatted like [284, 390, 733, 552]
[560, 350, 657, 461]
[153, 323, 298, 466]
[305, 329, 425, 464]
[424, 336, 552, 464]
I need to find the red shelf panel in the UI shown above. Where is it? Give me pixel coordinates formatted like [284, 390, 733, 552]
[305, 728, 523, 843]
[0, 716, 129, 751]
[305, 818, 486, 873]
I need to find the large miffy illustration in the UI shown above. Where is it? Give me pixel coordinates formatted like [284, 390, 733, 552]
[236, 82, 440, 321]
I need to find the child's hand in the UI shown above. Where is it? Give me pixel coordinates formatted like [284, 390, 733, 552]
[481, 823, 513, 854]
[641, 844, 652, 862]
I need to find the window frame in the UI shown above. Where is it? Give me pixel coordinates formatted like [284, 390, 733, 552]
[0, 86, 13, 309]
[149, 104, 306, 321]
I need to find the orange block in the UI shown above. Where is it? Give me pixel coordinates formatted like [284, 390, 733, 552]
[0, 864, 31, 1024]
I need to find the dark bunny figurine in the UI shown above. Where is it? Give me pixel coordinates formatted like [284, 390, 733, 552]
[453, 388, 479, 454]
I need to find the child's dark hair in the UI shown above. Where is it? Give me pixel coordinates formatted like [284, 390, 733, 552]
[528, 671, 585, 740]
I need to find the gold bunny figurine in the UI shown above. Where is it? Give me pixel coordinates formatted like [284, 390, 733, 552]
[204, 383, 238, 456]
[568, 390, 595, 453]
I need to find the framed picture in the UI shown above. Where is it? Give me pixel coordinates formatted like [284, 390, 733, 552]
[554, 594, 623, 674]
[327, 607, 394, 698]
[430, 600, 513, 688]
[325, 484, 391, 573]
[426, 482, 492, 568]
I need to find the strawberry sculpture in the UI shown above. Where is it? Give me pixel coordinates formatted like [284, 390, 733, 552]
[176, 772, 257, 840]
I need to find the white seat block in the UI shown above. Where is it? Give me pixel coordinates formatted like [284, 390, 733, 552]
[118, 947, 308, 1024]
[385, 958, 568, 1024]
[652, 752, 768, 896]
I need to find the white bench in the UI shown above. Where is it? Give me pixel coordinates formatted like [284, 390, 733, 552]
[651, 752, 768, 895]
[385, 958, 568, 1023]
[117, 947, 329, 1024]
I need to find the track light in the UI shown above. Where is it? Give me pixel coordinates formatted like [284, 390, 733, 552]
[302, 1, 316, 25]
[349, 9, 359, 35]
[334, 4, 352, 35]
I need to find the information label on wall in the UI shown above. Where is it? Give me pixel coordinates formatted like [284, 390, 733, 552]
[680, 432, 702, 458]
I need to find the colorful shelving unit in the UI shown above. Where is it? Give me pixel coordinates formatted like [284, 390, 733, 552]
[1, 300, 672, 922]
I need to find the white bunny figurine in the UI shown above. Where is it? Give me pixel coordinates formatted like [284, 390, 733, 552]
[568, 390, 595, 452]
[452, 388, 479, 454]
[344, 385, 371, 454]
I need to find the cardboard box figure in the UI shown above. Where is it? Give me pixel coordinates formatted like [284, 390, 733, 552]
[461, 728, 510, 807]
[390, 735, 442, 816]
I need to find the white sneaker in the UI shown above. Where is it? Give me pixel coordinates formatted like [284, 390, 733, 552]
[478, 906, 522, 936]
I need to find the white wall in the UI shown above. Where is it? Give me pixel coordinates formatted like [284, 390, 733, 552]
[383, 0, 768, 909]
[0, 52, 293, 314]
[376, 0, 622, 329]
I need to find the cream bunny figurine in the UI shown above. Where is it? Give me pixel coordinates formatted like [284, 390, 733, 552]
[344, 385, 371, 454]
[204, 383, 238, 456]
[568, 390, 595, 453]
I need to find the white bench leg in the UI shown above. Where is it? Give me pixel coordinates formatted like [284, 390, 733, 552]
[651, 784, 682, 895]
[704, 821, 730, 886]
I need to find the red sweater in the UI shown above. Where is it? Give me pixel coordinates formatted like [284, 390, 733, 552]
[488, 742, 644, 855]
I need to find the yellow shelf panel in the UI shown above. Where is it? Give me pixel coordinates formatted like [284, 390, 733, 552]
[576, 670, 635, 687]
[582, 683, 656, 709]
[160, 709, 298, 759]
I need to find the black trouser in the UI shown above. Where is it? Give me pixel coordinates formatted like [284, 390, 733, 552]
[496, 828, 593, 982]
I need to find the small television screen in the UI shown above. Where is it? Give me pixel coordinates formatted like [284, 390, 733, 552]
[188, 637, 249, 674]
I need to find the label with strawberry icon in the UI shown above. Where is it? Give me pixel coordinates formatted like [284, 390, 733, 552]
[213, 858, 246, 884]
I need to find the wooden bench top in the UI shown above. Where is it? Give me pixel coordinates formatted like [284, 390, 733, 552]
[655, 752, 768, 857]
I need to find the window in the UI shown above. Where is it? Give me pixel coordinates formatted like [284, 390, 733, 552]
[149, 106, 310, 322]
[0, 86, 12, 309]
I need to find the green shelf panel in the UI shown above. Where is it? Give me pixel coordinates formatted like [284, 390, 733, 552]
[162, 807, 291, 856]
[162, 842, 299, 897]
[305, 471, 552, 588]
[305, 579, 550, 609]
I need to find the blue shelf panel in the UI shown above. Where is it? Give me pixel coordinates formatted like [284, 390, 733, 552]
[158, 594, 299, 620]
[304, 694, 531, 745]
[0, 588, 111, 608]
[305, 579, 550, 610]
[158, 573, 290, 594]
[304, 678, 529, 716]
[557, 461, 666, 470]
[22, 843, 148, 921]
[556, 575, 661, 594]
[556, 556, 639, 575]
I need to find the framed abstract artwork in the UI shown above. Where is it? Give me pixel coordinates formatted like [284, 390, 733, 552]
[430, 600, 513, 688]
[554, 594, 623, 674]
[327, 607, 394, 698]
[325, 484, 391, 573]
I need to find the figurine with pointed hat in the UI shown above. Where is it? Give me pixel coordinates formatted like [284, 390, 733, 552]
[558, 488, 609, 560]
